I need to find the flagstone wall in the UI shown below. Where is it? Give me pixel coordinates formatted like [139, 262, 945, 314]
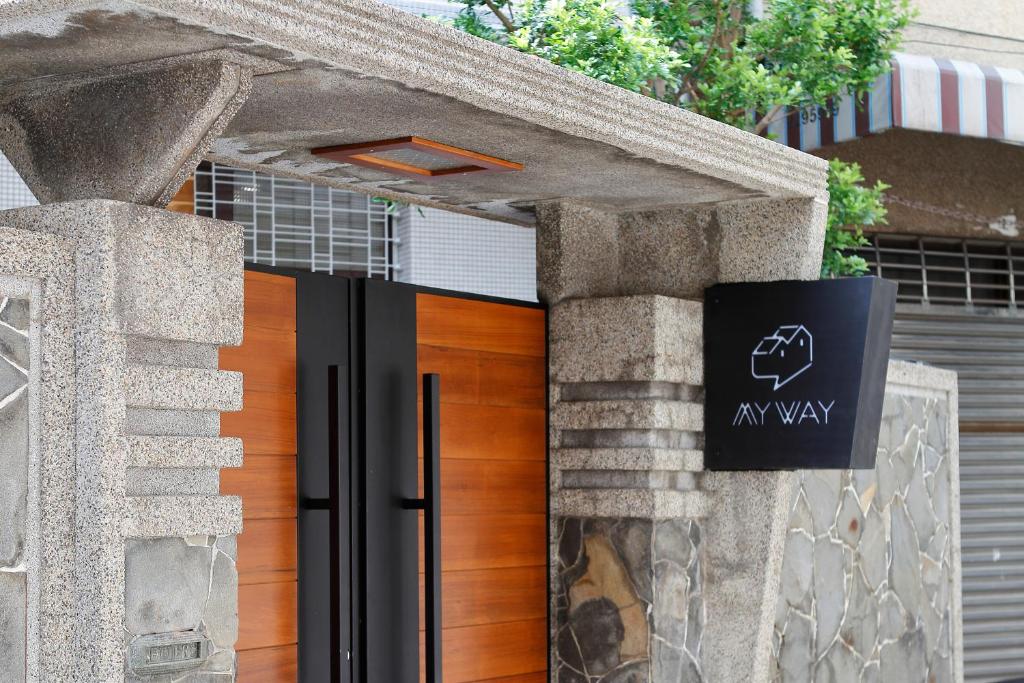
[0, 295, 31, 683]
[771, 362, 962, 683]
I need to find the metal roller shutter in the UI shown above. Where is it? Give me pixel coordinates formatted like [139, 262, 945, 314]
[892, 307, 1024, 682]
[861, 233, 1024, 682]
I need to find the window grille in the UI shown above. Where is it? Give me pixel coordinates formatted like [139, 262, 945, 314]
[856, 233, 1024, 310]
[194, 162, 398, 278]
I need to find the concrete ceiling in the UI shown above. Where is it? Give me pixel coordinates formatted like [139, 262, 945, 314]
[0, 0, 828, 226]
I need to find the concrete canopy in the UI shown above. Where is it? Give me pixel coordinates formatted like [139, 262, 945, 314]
[0, 0, 827, 225]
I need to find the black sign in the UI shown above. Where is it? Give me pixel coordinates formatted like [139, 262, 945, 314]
[704, 277, 897, 470]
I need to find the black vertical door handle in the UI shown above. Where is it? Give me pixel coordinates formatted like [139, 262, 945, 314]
[403, 373, 443, 683]
[327, 364, 344, 681]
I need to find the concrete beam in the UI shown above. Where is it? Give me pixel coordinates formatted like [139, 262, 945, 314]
[0, 57, 251, 206]
[0, 0, 827, 225]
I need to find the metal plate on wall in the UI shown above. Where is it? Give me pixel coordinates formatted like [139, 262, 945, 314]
[704, 277, 896, 470]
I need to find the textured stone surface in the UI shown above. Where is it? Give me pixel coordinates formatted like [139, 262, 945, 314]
[557, 518, 703, 682]
[770, 363, 962, 682]
[715, 198, 826, 284]
[124, 535, 238, 681]
[0, 57, 251, 207]
[125, 538, 212, 635]
[703, 470, 797, 683]
[552, 399, 702, 433]
[558, 488, 707, 520]
[556, 448, 704, 473]
[0, 571, 26, 682]
[126, 337, 220, 369]
[125, 467, 221, 497]
[541, 199, 827, 304]
[123, 366, 241, 412]
[550, 296, 702, 385]
[125, 436, 243, 469]
[125, 409, 221, 438]
[124, 496, 243, 538]
[1, 202, 244, 346]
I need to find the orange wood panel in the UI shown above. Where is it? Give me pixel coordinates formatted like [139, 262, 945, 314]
[417, 294, 545, 358]
[418, 403, 546, 462]
[221, 325, 297, 394]
[438, 513, 547, 572]
[417, 344, 546, 409]
[418, 566, 548, 630]
[464, 674, 547, 683]
[167, 177, 195, 215]
[418, 619, 548, 683]
[243, 271, 297, 333]
[237, 518, 297, 586]
[238, 581, 298, 651]
[237, 645, 298, 682]
[221, 455, 297, 520]
[220, 390, 297, 456]
[224, 269, 299, 682]
[415, 514, 548, 576]
[416, 292, 547, 683]
[429, 459, 546, 516]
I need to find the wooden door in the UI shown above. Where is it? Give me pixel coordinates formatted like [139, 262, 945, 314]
[220, 270, 299, 681]
[416, 294, 548, 683]
[217, 273, 547, 682]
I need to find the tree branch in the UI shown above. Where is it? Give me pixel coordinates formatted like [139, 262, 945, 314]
[482, 0, 517, 33]
[753, 103, 785, 135]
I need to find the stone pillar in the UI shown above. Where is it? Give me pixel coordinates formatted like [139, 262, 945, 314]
[0, 50, 252, 681]
[541, 195, 827, 683]
[0, 202, 243, 681]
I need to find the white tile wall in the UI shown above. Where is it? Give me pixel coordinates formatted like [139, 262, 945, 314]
[396, 207, 537, 301]
[382, 0, 465, 20]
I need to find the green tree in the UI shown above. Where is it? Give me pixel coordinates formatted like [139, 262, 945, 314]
[822, 158, 889, 277]
[450, 0, 911, 276]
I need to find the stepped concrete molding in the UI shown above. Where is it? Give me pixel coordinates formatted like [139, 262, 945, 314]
[0, 0, 825, 225]
[0, 57, 252, 207]
[0, 202, 243, 681]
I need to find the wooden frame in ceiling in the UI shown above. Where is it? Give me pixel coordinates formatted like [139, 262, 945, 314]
[311, 136, 523, 179]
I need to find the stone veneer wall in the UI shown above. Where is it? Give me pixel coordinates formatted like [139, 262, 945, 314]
[542, 196, 831, 683]
[556, 518, 704, 682]
[771, 361, 963, 683]
[0, 295, 31, 683]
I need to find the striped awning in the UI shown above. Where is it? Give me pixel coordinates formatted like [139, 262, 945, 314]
[763, 52, 1024, 152]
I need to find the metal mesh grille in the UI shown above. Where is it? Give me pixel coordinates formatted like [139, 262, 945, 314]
[369, 148, 466, 171]
[194, 162, 397, 278]
[0, 152, 37, 210]
[856, 233, 1024, 309]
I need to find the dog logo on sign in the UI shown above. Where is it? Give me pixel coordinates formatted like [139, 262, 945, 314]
[751, 325, 813, 390]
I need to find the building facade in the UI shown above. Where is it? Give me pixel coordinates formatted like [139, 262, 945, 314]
[0, 1, 981, 682]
